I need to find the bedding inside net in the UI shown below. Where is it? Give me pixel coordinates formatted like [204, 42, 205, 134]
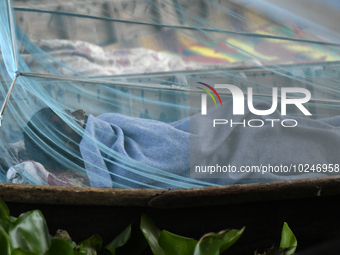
[2, 96, 340, 189]
[16, 39, 253, 77]
[2, 55, 340, 188]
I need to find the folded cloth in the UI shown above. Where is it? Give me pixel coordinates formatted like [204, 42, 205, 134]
[80, 100, 340, 189]
[79, 112, 191, 188]
[7, 161, 49, 185]
[7, 161, 89, 187]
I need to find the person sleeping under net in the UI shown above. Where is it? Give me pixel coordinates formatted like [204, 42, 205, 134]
[23, 108, 86, 172]
[23, 100, 340, 189]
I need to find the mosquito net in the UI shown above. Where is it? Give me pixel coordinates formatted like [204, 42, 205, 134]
[1, 0, 340, 189]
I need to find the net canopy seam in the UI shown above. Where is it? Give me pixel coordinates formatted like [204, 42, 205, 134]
[8, 0, 18, 71]
[17, 72, 340, 104]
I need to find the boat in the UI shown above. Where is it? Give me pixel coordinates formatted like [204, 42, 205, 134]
[1, 0, 340, 253]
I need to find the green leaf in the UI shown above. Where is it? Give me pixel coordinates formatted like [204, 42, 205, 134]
[0, 198, 10, 220]
[76, 247, 98, 255]
[104, 219, 148, 255]
[11, 248, 36, 255]
[45, 238, 74, 255]
[255, 246, 294, 255]
[76, 234, 103, 255]
[9, 210, 51, 254]
[74, 250, 91, 255]
[279, 223, 297, 255]
[0, 226, 11, 255]
[79, 234, 103, 251]
[140, 214, 165, 255]
[0, 218, 14, 233]
[9, 216, 17, 222]
[104, 222, 132, 255]
[0, 199, 15, 233]
[219, 227, 245, 252]
[193, 227, 245, 255]
[158, 230, 198, 255]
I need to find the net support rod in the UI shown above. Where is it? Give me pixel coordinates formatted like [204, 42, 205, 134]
[0, 74, 19, 127]
[18, 72, 340, 104]
[18, 72, 174, 90]
[7, 0, 18, 72]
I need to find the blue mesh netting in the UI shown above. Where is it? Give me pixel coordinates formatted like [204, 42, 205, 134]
[1, 0, 340, 189]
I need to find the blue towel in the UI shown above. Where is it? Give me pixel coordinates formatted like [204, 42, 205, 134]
[79, 112, 191, 188]
[79, 100, 340, 188]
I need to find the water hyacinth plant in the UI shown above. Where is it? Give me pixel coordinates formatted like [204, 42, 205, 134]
[0, 198, 296, 255]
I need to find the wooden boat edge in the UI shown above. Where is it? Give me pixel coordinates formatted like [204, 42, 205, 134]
[1, 176, 340, 208]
